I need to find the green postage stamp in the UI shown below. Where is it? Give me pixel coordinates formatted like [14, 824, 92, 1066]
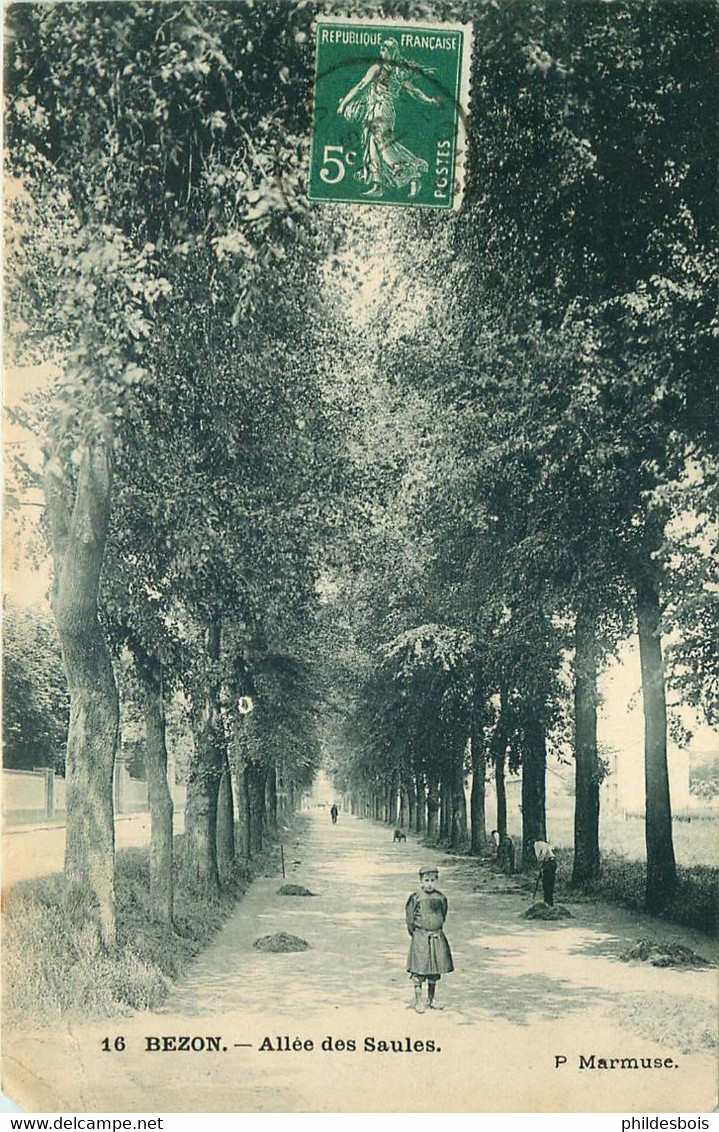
[309, 16, 473, 211]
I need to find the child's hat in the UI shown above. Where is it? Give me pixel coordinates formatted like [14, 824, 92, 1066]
[418, 864, 439, 877]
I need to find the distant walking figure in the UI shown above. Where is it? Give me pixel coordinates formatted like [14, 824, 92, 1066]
[330, 804, 339, 825]
[528, 839, 557, 906]
[405, 865, 453, 1013]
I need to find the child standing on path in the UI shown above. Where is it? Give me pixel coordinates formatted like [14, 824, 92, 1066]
[405, 865, 454, 1013]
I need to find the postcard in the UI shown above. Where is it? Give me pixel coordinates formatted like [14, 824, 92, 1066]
[3, 0, 717, 1115]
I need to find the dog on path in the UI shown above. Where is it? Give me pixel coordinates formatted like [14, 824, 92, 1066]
[393, 829, 407, 842]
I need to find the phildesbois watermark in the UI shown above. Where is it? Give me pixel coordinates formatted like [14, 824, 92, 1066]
[309, 16, 473, 211]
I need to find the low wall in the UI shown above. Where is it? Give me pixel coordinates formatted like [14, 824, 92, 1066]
[3, 765, 186, 826]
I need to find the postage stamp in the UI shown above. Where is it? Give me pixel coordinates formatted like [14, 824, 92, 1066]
[309, 16, 473, 211]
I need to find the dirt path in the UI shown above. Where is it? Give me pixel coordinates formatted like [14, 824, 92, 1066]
[5, 811, 717, 1113]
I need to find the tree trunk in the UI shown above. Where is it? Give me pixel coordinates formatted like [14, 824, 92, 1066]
[216, 753, 235, 881]
[399, 781, 409, 828]
[470, 720, 487, 855]
[236, 763, 251, 860]
[185, 618, 224, 896]
[491, 695, 510, 840]
[407, 775, 417, 831]
[572, 604, 601, 886]
[637, 572, 677, 911]
[495, 745, 507, 840]
[415, 773, 426, 832]
[248, 761, 265, 854]
[426, 778, 440, 842]
[45, 437, 118, 949]
[439, 776, 452, 842]
[385, 778, 394, 824]
[265, 764, 278, 838]
[450, 752, 469, 851]
[521, 716, 547, 869]
[275, 759, 285, 824]
[139, 659, 173, 923]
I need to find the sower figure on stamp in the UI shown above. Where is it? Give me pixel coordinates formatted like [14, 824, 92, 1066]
[405, 865, 453, 1013]
[337, 39, 440, 200]
[527, 838, 557, 906]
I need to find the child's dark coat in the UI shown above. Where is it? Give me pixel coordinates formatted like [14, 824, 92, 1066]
[405, 889, 454, 976]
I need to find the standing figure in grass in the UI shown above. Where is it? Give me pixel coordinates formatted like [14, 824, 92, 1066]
[527, 838, 557, 906]
[405, 865, 454, 1013]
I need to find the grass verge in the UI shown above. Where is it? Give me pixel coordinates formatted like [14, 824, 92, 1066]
[428, 831, 717, 935]
[553, 848, 718, 936]
[3, 831, 285, 1027]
